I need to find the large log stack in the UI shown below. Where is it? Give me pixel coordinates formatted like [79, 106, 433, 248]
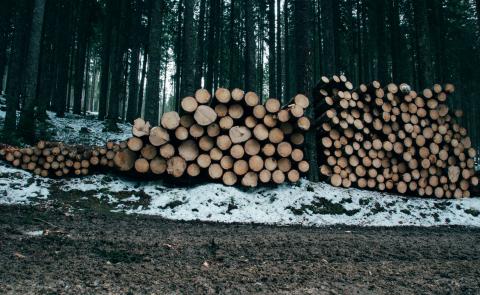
[0, 88, 311, 188]
[315, 75, 479, 198]
[116, 88, 311, 187]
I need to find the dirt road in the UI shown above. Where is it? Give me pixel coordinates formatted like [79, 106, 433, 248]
[1, 205, 479, 294]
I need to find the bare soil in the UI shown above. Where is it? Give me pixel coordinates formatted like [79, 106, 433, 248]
[1, 204, 480, 294]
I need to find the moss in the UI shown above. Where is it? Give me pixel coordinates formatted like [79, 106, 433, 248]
[287, 197, 360, 216]
[359, 198, 371, 206]
[159, 200, 184, 210]
[464, 208, 480, 217]
[371, 202, 386, 214]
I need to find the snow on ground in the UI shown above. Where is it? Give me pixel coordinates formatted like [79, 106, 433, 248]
[0, 162, 479, 227]
[0, 95, 131, 145]
[0, 95, 479, 227]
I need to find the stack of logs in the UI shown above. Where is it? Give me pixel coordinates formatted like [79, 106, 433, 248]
[0, 88, 311, 188]
[114, 88, 311, 187]
[0, 140, 123, 177]
[315, 75, 478, 198]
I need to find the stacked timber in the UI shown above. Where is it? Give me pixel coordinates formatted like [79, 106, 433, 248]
[116, 88, 311, 187]
[315, 75, 478, 198]
[0, 140, 119, 177]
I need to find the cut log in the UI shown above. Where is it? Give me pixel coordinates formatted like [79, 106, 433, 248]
[272, 170, 285, 184]
[132, 118, 151, 137]
[178, 140, 199, 161]
[253, 105, 266, 119]
[197, 154, 212, 168]
[187, 163, 201, 177]
[228, 104, 244, 119]
[229, 126, 252, 144]
[214, 104, 228, 117]
[199, 136, 215, 152]
[207, 123, 221, 137]
[208, 163, 223, 179]
[145, 157, 164, 174]
[175, 126, 189, 140]
[216, 135, 233, 151]
[219, 116, 234, 130]
[149, 127, 170, 146]
[259, 169, 272, 183]
[241, 172, 258, 187]
[294, 94, 310, 109]
[220, 155, 234, 170]
[268, 128, 284, 144]
[181, 96, 198, 113]
[231, 88, 245, 101]
[244, 139, 260, 156]
[135, 158, 150, 173]
[245, 91, 259, 106]
[248, 155, 264, 172]
[140, 144, 157, 160]
[194, 105, 217, 126]
[161, 111, 181, 130]
[277, 142, 292, 157]
[223, 171, 238, 185]
[265, 98, 281, 113]
[215, 88, 231, 103]
[233, 160, 249, 176]
[127, 137, 144, 152]
[189, 124, 204, 138]
[167, 156, 187, 177]
[230, 144, 245, 159]
[113, 149, 136, 171]
[195, 89, 211, 104]
[253, 124, 269, 141]
[159, 143, 175, 159]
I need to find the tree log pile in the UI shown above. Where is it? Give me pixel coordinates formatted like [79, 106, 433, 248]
[315, 75, 478, 198]
[116, 88, 311, 187]
[0, 140, 122, 177]
[0, 88, 311, 188]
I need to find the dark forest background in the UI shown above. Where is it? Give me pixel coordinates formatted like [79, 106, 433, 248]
[0, 0, 480, 149]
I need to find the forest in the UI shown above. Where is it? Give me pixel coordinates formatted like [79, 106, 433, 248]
[0, 0, 480, 151]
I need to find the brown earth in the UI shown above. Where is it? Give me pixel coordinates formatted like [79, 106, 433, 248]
[0, 204, 479, 294]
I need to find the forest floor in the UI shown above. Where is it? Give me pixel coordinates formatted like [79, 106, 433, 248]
[1, 204, 480, 294]
[1, 96, 480, 293]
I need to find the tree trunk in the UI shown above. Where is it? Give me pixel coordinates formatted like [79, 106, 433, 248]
[322, 0, 335, 75]
[376, 0, 388, 83]
[4, 0, 30, 133]
[52, 1, 72, 118]
[105, 0, 127, 128]
[144, 0, 163, 124]
[268, 0, 276, 98]
[126, 0, 143, 123]
[73, 0, 89, 115]
[0, 0, 13, 94]
[180, 0, 195, 99]
[18, 0, 47, 142]
[388, 0, 401, 83]
[413, 0, 433, 88]
[98, 0, 113, 120]
[276, 0, 282, 100]
[294, 0, 318, 182]
[195, 0, 207, 89]
[244, 0, 256, 91]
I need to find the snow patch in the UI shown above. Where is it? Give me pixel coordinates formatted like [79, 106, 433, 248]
[1, 163, 479, 227]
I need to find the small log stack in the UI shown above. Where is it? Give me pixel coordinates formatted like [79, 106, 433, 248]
[315, 75, 478, 198]
[0, 140, 122, 177]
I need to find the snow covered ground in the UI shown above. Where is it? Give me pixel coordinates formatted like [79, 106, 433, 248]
[0, 95, 479, 227]
[1, 163, 479, 227]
